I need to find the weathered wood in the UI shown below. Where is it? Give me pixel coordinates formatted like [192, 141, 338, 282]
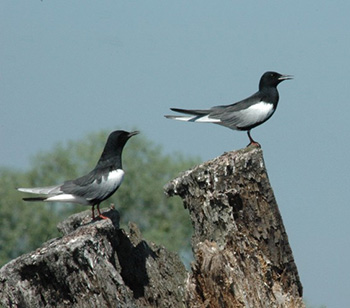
[165, 146, 304, 308]
[0, 147, 304, 307]
[0, 209, 187, 308]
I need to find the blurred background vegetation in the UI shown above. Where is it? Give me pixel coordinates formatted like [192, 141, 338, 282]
[0, 129, 200, 267]
[0, 130, 328, 308]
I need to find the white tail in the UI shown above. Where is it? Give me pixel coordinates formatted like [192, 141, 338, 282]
[166, 114, 221, 123]
[17, 185, 61, 195]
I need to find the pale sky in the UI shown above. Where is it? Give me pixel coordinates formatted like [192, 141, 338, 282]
[1, 2, 350, 307]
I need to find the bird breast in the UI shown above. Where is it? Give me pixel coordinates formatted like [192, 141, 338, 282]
[97, 169, 125, 194]
[232, 101, 274, 128]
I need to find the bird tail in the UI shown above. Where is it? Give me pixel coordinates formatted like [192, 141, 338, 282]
[169, 108, 210, 116]
[17, 185, 61, 195]
[22, 197, 47, 202]
[165, 108, 221, 123]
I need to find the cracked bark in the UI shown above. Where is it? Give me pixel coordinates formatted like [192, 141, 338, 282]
[165, 146, 304, 308]
[0, 147, 304, 308]
[0, 210, 186, 308]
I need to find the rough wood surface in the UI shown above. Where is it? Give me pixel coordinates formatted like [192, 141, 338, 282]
[0, 147, 304, 308]
[0, 209, 187, 308]
[165, 146, 304, 308]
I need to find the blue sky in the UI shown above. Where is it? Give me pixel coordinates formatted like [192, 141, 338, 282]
[1, 2, 349, 307]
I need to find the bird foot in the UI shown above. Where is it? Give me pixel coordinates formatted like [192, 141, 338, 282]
[98, 214, 109, 220]
[91, 210, 108, 220]
[247, 141, 261, 148]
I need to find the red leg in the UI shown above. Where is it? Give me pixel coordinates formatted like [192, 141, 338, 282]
[247, 130, 261, 147]
[97, 204, 108, 220]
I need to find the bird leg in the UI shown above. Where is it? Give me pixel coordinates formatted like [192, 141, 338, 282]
[97, 203, 108, 220]
[247, 130, 261, 147]
[91, 204, 95, 219]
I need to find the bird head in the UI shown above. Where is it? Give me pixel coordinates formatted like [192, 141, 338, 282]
[106, 130, 139, 149]
[260, 71, 293, 89]
[97, 130, 139, 168]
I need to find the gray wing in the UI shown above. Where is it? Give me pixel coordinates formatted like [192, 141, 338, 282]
[61, 168, 124, 203]
[209, 92, 270, 130]
[168, 108, 211, 116]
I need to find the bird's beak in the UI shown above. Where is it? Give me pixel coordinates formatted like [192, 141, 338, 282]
[279, 74, 293, 81]
[128, 131, 140, 138]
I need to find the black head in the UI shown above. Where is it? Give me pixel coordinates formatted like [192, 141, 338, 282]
[97, 130, 139, 168]
[259, 71, 293, 90]
[105, 130, 139, 149]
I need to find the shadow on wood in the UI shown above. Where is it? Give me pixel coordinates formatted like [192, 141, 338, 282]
[0, 146, 304, 308]
[0, 209, 186, 307]
[165, 146, 304, 308]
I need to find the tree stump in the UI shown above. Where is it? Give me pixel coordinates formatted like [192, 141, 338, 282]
[0, 147, 304, 308]
[0, 209, 187, 307]
[165, 146, 304, 308]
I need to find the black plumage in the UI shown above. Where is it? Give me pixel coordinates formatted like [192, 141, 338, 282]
[165, 71, 292, 146]
[18, 130, 139, 219]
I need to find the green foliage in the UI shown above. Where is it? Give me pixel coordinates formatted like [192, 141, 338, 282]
[0, 169, 61, 265]
[0, 130, 199, 267]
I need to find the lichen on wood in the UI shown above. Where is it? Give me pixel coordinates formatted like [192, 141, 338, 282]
[165, 147, 304, 308]
[0, 147, 304, 308]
